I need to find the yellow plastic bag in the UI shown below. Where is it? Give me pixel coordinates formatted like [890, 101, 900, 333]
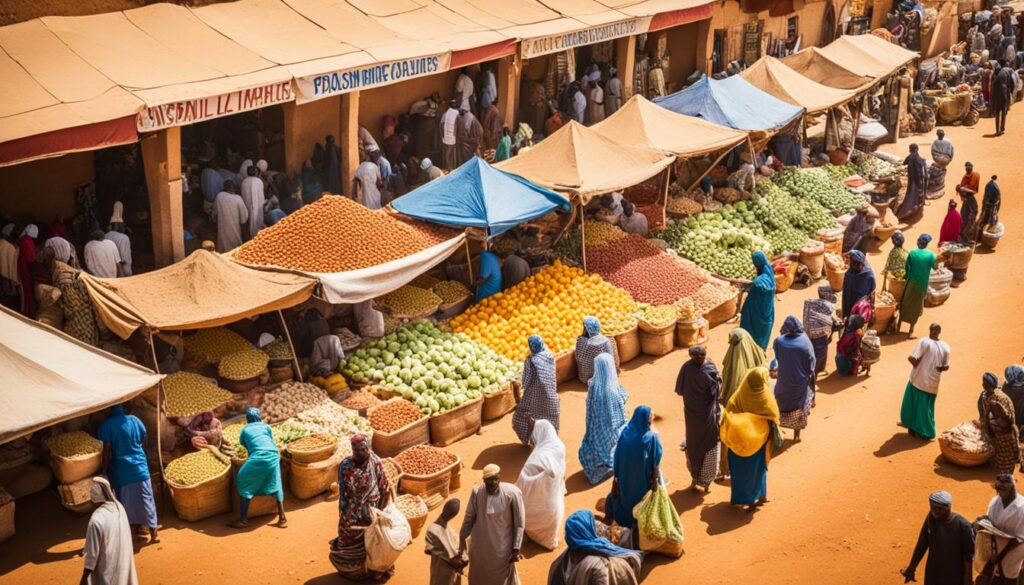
[632, 484, 684, 557]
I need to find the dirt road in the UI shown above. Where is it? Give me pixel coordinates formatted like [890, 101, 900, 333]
[3, 120, 1020, 585]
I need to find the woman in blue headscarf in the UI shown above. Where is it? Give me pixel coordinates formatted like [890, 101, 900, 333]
[512, 335, 560, 444]
[579, 353, 628, 485]
[607, 405, 662, 530]
[841, 250, 876, 319]
[546, 510, 643, 585]
[772, 316, 816, 442]
[740, 250, 776, 350]
[575, 316, 618, 384]
[231, 408, 286, 529]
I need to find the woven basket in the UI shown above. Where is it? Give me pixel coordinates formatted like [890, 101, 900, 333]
[382, 458, 404, 487]
[400, 454, 461, 509]
[704, 292, 739, 327]
[826, 266, 847, 292]
[554, 350, 577, 384]
[885, 274, 906, 301]
[939, 439, 993, 467]
[166, 462, 232, 522]
[289, 454, 341, 500]
[482, 381, 519, 422]
[980, 231, 1002, 249]
[943, 245, 976, 270]
[639, 324, 675, 356]
[367, 399, 430, 458]
[286, 435, 337, 465]
[675, 318, 709, 348]
[873, 224, 897, 243]
[436, 295, 473, 320]
[389, 304, 441, 320]
[269, 364, 294, 383]
[219, 373, 263, 394]
[613, 327, 641, 364]
[430, 397, 483, 447]
[395, 494, 429, 537]
[50, 451, 102, 485]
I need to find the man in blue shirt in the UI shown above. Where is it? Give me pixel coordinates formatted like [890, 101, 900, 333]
[96, 403, 158, 543]
[475, 250, 502, 301]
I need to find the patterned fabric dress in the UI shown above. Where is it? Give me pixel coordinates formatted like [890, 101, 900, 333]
[330, 454, 389, 580]
[578, 354, 628, 485]
[512, 346, 560, 444]
[575, 335, 617, 385]
[982, 390, 1022, 475]
[51, 260, 99, 346]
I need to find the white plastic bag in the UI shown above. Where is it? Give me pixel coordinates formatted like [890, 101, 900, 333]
[514, 421, 565, 550]
[364, 502, 412, 571]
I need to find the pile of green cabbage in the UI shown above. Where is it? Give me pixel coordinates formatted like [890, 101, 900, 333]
[773, 167, 865, 213]
[341, 320, 520, 415]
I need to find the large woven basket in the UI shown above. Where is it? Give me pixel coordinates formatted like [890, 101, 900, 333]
[286, 435, 337, 465]
[289, 453, 341, 500]
[395, 494, 429, 537]
[939, 439, 993, 467]
[50, 451, 103, 485]
[399, 454, 461, 510]
[166, 462, 232, 522]
[482, 381, 519, 422]
[638, 324, 675, 356]
[554, 350, 577, 384]
[704, 293, 739, 327]
[613, 326, 640, 364]
[367, 399, 429, 458]
[430, 397, 483, 447]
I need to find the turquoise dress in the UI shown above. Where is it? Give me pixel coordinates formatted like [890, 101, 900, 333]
[237, 422, 284, 501]
[739, 251, 776, 349]
[475, 251, 502, 301]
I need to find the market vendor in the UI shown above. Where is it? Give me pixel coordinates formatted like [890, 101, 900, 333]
[898, 144, 927, 220]
[183, 411, 223, 450]
[96, 403, 158, 543]
[474, 250, 502, 301]
[841, 250, 876, 319]
[575, 316, 617, 385]
[231, 408, 286, 529]
[841, 203, 874, 254]
[310, 330, 345, 377]
[353, 300, 385, 339]
[501, 251, 531, 291]
[931, 129, 954, 167]
[330, 435, 390, 580]
[618, 201, 648, 236]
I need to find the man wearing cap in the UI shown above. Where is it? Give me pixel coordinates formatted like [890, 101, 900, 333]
[459, 465, 525, 585]
[421, 158, 445, 182]
[901, 490, 974, 585]
[979, 474, 1024, 583]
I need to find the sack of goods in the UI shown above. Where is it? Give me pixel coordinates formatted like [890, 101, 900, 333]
[364, 504, 413, 571]
[860, 330, 882, 362]
[939, 420, 993, 467]
[632, 484, 684, 557]
[926, 266, 953, 306]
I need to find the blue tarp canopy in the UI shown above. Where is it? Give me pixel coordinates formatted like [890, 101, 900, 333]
[653, 74, 804, 133]
[390, 157, 571, 237]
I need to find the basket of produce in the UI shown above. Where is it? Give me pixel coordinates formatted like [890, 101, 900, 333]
[395, 493, 429, 537]
[260, 382, 332, 423]
[939, 421, 994, 467]
[799, 240, 826, 280]
[289, 451, 341, 500]
[338, 389, 383, 417]
[860, 330, 881, 364]
[676, 318, 708, 349]
[367, 399, 430, 458]
[980, 222, 1004, 249]
[704, 291, 739, 327]
[666, 195, 704, 218]
[57, 477, 97, 514]
[555, 350, 577, 384]
[885, 271, 906, 301]
[824, 253, 847, 292]
[262, 338, 294, 368]
[873, 291, 898, 333]
[375, 285, 442, 320]
[772, 258, 798, 293]
[231, 461, 285, 518]
[604, 313, 640, 365]
[940, 242, 976, 270]
[433, 281, 473, 318]
[165, 448, 232, 522]
[429, 396, 483, 447]
[286, 434, 337, 465]
[482, 380, 520, 422]
[45, 432, 103, 484]
[269, 363, 294, 383]
[813, 227, 845, 256]
[382, 458, 404, 487]
[183, 327, 252, 367]
[395, 445, 461, 509]
[163, 372, 234, 419]
[636, 305, 679, 335]
[217, 348, 270, 393]
[0, 489, 13, 543]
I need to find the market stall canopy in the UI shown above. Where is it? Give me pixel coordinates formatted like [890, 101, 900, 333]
[80, 249, 317, 339]
[0, 305, 163, 445]
[817, 34, 919, 79]
[653, 74, 804, 133]
[390, 157, 570, 236]
[494, 120, 675, 202]
[592, 94, 748, 156]
[782, 47, 877, 90]
[0, 0, 715, 165]
[740, 56, 862, 113]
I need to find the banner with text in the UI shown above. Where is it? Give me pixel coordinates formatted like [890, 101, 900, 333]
[137, 81, 294, 132]
[521, 17, 652, 59]
[296, 53, 451, 104]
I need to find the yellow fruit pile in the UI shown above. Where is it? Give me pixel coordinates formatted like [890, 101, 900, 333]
[375, 285, 442, 316]
[183, 328, 252, 364]
[432, 280, 471, 304]
[583, 220, 627, 247]
[676, 298, 698, 321]
[602, 312, 638, 336]
[451, 260, 637, 360]
[164, 372, 233, 418]
[46, 431, 102, 458]
[218, 348, 270, 381]
[165, 449, 229, 486]
[263, 339, 293, 360]
[636, 304, 680, 328]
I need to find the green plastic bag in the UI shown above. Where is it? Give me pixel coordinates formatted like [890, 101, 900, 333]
[632, 484, 684, 557]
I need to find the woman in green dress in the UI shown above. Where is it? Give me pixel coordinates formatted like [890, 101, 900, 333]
[897, 234, 937, 336]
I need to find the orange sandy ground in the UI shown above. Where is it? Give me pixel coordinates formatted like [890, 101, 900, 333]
[2, 120, 1021, 585]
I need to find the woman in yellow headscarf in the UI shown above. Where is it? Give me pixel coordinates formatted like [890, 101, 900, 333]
[720, 367, 780, 510]
[717, 328, 767, 479]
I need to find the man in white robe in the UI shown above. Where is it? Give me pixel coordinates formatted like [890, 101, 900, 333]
[455, 68, 475, 111]
[240, 165, 266, 240]
[213, 180, 249, 253]
[352, 160, 382, 210]
[459, 464, 525, 585]
[81, 477, 138, 585]
[985, 473, 1024, 581]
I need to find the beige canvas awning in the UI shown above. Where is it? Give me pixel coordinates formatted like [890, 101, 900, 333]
[81, 249, 317, 339]
[495, 120, 675, 202]
[818, 34, 919, 79]
[0, 305, 163, 445]
[740, 56, 863, 114]
[593, 94, 748, 156]
[781, 47, 877, 90]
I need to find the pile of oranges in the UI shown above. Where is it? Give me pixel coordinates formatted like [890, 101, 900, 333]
[451, 260, 636, 361]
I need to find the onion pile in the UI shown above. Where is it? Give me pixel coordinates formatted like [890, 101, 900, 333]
[586, 234, 706, 305]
